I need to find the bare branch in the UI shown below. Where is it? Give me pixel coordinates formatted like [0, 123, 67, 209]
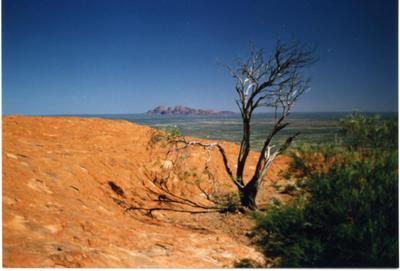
[253, 131, 301, 188]
[174, 139, 243, 189]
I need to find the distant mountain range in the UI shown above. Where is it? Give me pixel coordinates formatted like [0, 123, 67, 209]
[147, 105, 235, 116]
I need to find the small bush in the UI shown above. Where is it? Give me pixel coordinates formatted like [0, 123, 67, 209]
[234, 258, 262, 268]
[159, 125, 183, 137]
[148, 125, 183, 148]
[213, 192, 241, 213]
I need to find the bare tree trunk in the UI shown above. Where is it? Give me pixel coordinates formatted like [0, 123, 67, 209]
[239, 177, 259, 210]
[236, 117, 251, 185]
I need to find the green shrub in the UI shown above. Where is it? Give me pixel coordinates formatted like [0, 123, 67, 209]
[339, 112, 397, 150]
[254, 149, 398, 267]
[148, 125, 183, 148]
[215, 191, 241, 213]
[159, 125, 183, 137]
[252, 113, 398, 267]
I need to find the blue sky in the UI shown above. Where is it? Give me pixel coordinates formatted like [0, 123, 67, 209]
[2, 0, 398, 115]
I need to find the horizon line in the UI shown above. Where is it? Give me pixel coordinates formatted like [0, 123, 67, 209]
[3, 110, 399, 117]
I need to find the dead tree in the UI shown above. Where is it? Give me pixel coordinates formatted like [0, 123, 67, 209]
[154, 41, 316, 210]
[222, 41, 317, 209]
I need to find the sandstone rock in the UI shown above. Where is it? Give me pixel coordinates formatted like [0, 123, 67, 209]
[3, 116, 289, 267]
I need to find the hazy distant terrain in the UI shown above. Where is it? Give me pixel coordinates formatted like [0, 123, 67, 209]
[146, 105, 235, 116]
[72, 112, 397, 150]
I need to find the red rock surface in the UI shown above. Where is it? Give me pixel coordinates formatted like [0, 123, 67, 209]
[2, 116, 288, 267]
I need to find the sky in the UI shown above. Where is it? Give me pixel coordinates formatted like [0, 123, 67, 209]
[2, 0, 398, 115]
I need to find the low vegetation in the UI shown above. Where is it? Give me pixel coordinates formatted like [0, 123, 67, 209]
[251, 112, 398, 267]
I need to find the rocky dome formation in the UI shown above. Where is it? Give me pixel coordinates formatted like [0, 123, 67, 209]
[147, 105, 235, 116]
[3, 116, 288, 267]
